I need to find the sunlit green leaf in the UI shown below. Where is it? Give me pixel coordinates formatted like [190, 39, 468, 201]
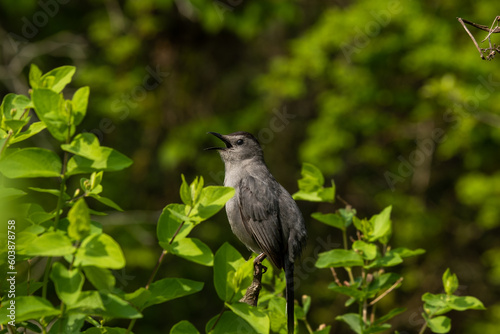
[74, 233, 125, 269]
[83, 266, 116, 291]
[226, 302, 270, 334]
[10, 122, 46, 144]
[316, 249, 364, 268]
[68, 198, 91, 241]
[191, 186, 235, 221]
[162, 237, 214, 266]
[352, 240, 377, 260]
[424, 314, 451, 334]
[312, 212, 345, 230]
[171, 320, 200, 334]
[50, 262, 84, 305]
[20, 231, 75, 257]
[0, 147, 61, 178]
[0, 296, 60, 324]
[442, 268, 459, 295]
[126, 278, 203, 311]
[368, 205, 392, 243]
[32, 88, 68, 142]
[213, 243, 247, 301]
[157, 203, 194, 244]
[206, 311, 258, 334]
[40, 65, 76, 93]
[72, 86, 89, 126]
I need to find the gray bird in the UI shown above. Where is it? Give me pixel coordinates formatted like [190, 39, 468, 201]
[206, 131, 307, 334]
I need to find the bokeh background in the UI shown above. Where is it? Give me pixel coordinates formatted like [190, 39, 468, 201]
[1, 0, 499, 333]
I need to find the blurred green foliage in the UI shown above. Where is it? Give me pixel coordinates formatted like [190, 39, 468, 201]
[0, 0, 499, 333]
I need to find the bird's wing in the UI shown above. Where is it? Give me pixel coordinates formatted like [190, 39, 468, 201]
[237, 175, 285, 269]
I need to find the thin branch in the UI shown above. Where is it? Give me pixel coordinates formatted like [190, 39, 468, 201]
[458, 17, 485, 59]
[458, 16, 500, 60]
[369, 276, 404, 306]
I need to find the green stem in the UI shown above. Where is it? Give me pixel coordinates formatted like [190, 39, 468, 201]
[0, 130, 13, 157]
[418, 322, 427, 334]
[127, 207, 193, 334]
[54, 151, 69, 229]
[41, 257, 53, 299]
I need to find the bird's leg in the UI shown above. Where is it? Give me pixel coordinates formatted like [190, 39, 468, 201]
[239, 253, 267, 306]
[254, 252, 267, 274]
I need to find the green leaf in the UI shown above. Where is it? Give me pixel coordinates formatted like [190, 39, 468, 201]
[0, 187, 26, 201]
[366, 251, 403, 269]
[162, 237, 214, 266]
[88, 194, 123, 211]
[171, 320, 200, 334]
[335, 313, 362, 334]
[298, 162, 324, 192]
[0, 93, 30, 122]
[48, 313, 85, 334]
[68, 198, 91, 241]
[191, 186, 235, 222]
[32, 88, 68, 142]
[50, 262, 84, 305]
[267, 297, 287, 332]
[368, 205, 392, 243]
[226, 302, 270, 334]
[29, 187, 70, 201]
[0, 296, 60, 324]
[206, 311, 258, 334]
[180, 174, 192, 206]
[352, 240, 377, 260]
[61, 133, 103, 160]
[20, 231, 75, 257]
[83, 266, 116, 291]
[213, 243, 248, 301]
[316, 249, 364, 268]
[72, 86, 89, 126]
[442, 268, 459, 295]
[74, 233, 125, 269]
[424, 314, 451, 334]
[373, 307, 406, 326]
[127, 278, 203, 310]
[0, 148, 61, 178]
[392, 247, 426, 258]
[68, 291, 142, 319]
[311, 212, 346, 230]
[10, 122, 46, 144]
[157, 203, 194, 244]
[446, 295, 486, 311]
[293, 163, 335, 202]
[66, 147, 133, 176]
[328, 284, 366, 301]
[29, 64, 42, 88]
[367, 273, 402, 298]
[40, 65, 76, 93]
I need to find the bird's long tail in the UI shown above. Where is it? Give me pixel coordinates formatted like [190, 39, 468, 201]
[284, 257, 294, 334]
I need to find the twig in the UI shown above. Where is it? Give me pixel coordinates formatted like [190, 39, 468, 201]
[369, 276, 404, 306]
[330, 267, 342, 286]
[458, 16, 500, 60]
[458, 17, 486, 59]
[239, 254, 266, 306]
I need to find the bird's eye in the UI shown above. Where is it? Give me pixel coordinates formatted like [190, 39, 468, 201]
[236, 139, 244, 145]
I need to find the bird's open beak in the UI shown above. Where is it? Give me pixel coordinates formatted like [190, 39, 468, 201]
[205, 132, 232, 150]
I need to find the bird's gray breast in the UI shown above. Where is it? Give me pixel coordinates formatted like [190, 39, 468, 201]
[225, 194, 262, 254]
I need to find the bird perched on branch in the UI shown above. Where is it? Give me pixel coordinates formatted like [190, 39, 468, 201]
[206, 131, 307, 334]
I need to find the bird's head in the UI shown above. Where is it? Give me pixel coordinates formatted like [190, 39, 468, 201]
[206, 131, 263, 163]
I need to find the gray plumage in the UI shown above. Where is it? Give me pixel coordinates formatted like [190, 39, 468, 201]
[207, 131, 307, 334]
